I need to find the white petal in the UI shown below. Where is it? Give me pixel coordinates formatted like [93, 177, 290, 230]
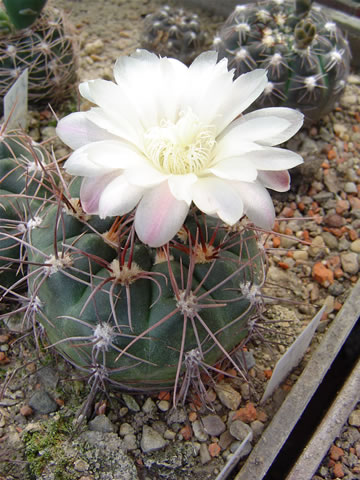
[167, 174, 198, 205]
[80, 174, 116, 214]
[192, 177, 244, 225]
[56, 112, 118, 149]
[80, 79, 143, 143]
[98, 176, 143, 218]
[214, 136, 261, 161]
[218, 116, 291, 144]
[209, 157, 258, 182]
[135, 182, 189, 247]
[234, 181, 275, 230]
[215, 69, 268, 134]
[240, 147, 303, 171]
[257, 170, 291, 192]
[124, 164, 168, 187]
[64, 140, 145, 177]
[239, 107, 304, 146]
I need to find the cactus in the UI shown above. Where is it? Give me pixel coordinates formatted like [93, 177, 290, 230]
[0, 2, 77, 115]
[0, 128, 54, 289]
[213, 0, 351, 123]
[2, 0, 47, 30]
[4, 173, 266, 398]
[141, 5, 207, 65]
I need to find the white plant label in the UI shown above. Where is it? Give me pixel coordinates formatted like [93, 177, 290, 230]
[261, 305, 326, 403]
[4, 68, 29, 130]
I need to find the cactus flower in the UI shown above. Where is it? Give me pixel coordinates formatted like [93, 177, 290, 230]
[57, 50, 303, 247]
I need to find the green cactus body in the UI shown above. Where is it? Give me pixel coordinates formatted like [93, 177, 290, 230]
[0, 131, 52, 289]
[0, 7, 77, 115]
[213, 0, 351, 123]
[141, 5, 207, 65]
[26, 186, 264, 392]
[2, 0, 47, 30]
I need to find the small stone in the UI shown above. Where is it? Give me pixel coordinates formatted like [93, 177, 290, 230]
[340, 252, 359, 275]
[349, 410, 360, 427]
[192, 420, 209, 442]
[28, 390, 58, 414]
[351, 239, 360, 253]
[84, 39, 104, 55]
[208, 442, 221, 457]
[20, 405, 33, 417]
[36, 366, 59, 389]
[142, 397, 156, 415]
[250, 420, 265, 439]
[122, 394, 140, 412]
[123, 433, 137, 450]
[332, 462, 345, 478]
[215, 383, 241, 410]
[308, 236, 326, 257]
[229, 420, 253, 442]
[88, 415, 115, 433]
[199, 443, 211, 464]
[167, 407, 187, 425]
[74, 459, 89, 472]
[202, 415, 226, 437]
[344, 182, 358, 193]
[119, 423, 134, 437]
[312, 262, 334, 286]
[322, 232, 339, 250]
[293, 250, 309, 261]
[219, 430, 234, 450]
[234, 403, 257, 424]
[164, 429, 176, 440]
[323, 295, 335, 314]
[140, 425, 166, 453]
[157, 400, 170, 412]
[329, 444, 344, 461]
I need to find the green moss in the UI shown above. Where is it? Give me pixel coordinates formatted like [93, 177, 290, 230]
[23, 414, 76, 480]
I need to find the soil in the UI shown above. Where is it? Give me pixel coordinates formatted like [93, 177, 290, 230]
[0, 1, 360, 480]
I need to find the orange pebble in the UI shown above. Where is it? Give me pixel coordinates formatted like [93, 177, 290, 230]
[158, 391, 170, 401]
[312, 262, 334, 286]
[278, 261, 290, 270]
[272, 236, 281, 248]
[208, 443, 221, 457]
[327, 149, 337, 160]
[180, 424, 192, 441]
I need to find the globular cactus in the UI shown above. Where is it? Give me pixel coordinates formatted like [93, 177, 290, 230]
[1, 0, 47, 30]
[213, 0, 351, 123]
[0, 1, 77, 115]
[10, 175, 266, 398]
[141, 5, 207, 65]
[0, 128, 53, 289]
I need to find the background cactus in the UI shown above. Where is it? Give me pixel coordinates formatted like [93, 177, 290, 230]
[7, 173, 266, 398]
[0, 1, 77, 115]
[141, 5, 208, 65]
[213, 0, 351, 123]
[0, 128, 54, 289]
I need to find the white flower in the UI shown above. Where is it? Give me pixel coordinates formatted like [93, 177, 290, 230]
[57, 50, 303, 247]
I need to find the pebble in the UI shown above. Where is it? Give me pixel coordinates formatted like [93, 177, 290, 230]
[199, 443, 211, 464]
[140, 425, 166, 453]
[88, 415, 116, 433]
[351, 239, 360, 253]
[349, 410, 360, 427]
[74, 459, 89, 472]
[229, 420, 253, 442]
[202, 415, 226, 437]
[293, 250, 309, 261]
[157, 400, 170, 412]
[122, 394, 140, 412]
[219, 430, 234, 450]
[344, 182, 358, 193]
[192, 420, 209, 442]
[36, 366, 59, 389]
[84, 39, 105, 55]
[166, 407, 187, 425]
[119, 422, 134, 437]
[340, 252, 359, 275]
[28, 390, 58, 414]
[123, 433, 138, 450]
[142, 397, 156, 415]
[215, 383, 242, 411]
[322, 231, 339, 250]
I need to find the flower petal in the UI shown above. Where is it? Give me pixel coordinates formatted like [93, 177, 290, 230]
[56, 112, 118, 150]
[65, 140, 146, 177]
[134, 182, 189, 247]
[239, 107, 304, 146]
[80, 174, 116, 214]
[167, 173, 198, 205]
[192, 177, 244, 225]
[218, 115, 291, 144]
[239, 147, 303, 171]
[124, 163, 168, 187]
[257, 170, 291, 192]
[234, 181, 275, 230]
[98, 176, 143, 218]
[209, 157, 258, 182]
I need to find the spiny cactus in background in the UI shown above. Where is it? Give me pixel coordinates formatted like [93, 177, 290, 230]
[141, 5, 208, 65]
[2, 170, 266, 401]
[0, 127, 55, 289]
[0, 1, 77, 115]
[213, 0, 351, 123]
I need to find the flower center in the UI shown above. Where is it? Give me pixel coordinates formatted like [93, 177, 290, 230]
[144, 109, 216, 175]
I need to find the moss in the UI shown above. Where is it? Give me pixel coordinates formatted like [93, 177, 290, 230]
[23, 413, 76, 480]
